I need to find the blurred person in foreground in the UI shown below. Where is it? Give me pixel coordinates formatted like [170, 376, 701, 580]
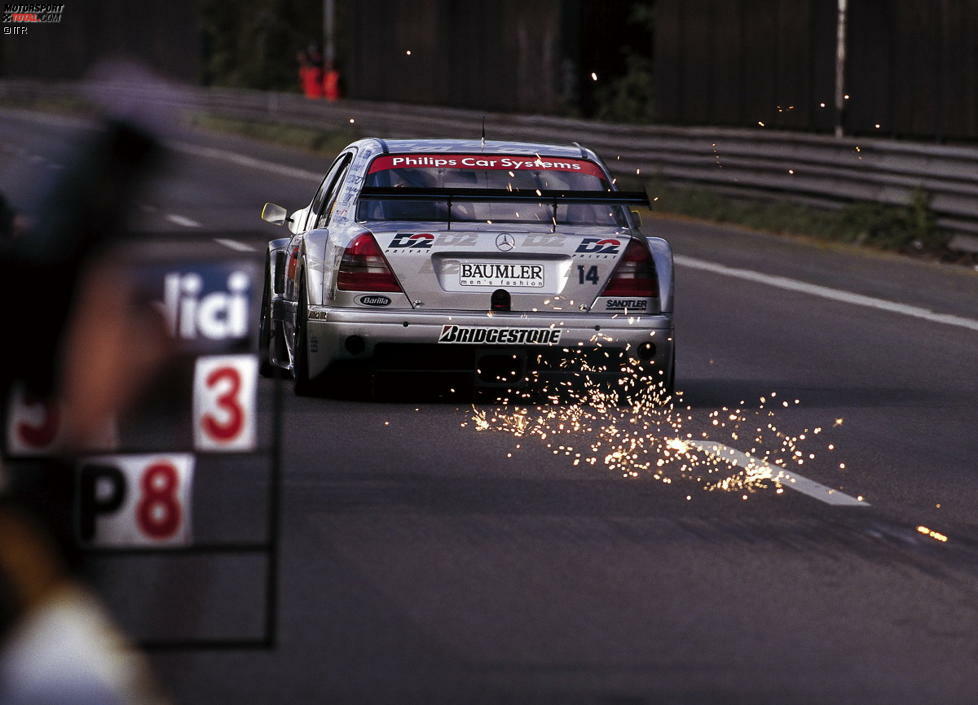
[0, 109, 171, 704]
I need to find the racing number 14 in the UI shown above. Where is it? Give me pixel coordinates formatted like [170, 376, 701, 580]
[577, 265, 599, 285]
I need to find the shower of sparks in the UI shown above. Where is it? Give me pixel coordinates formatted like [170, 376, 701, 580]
[916, 526, 949, 543]
[463, 341, 849, 497]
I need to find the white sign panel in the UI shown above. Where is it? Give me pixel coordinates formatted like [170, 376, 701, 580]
[192, 355, 258, 452]
[5, 385, 64, 456]
[5, 385, 118, 457]
[77, 454, 194, 548]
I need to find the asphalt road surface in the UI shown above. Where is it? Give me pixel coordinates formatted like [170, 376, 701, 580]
[3, 108, 978, 705]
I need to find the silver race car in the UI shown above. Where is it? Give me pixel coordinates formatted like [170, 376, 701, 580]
[258, 139, 675, 398]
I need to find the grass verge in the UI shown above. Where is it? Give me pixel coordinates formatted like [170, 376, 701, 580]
[1, 95, 97, 117]
[640, 180, 975, 266]
[189, 113, 360, 156]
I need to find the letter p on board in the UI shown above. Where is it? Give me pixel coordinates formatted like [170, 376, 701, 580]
[77, 454, 194, 548]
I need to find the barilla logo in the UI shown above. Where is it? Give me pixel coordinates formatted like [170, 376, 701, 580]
[358, 295, 391, 306]
[158, 271, 250, 340]
[389, 232, 435, 249]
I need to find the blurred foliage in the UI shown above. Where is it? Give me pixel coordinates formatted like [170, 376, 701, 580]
[840, 188, 940, 250]
[594, 53, 655, 123]
[190, 114, 359, 155]
[198, 0, 322, 90]
[645, 180, 949, 256]
[593, 1, 655, 123]
[2, 95, 95, 116]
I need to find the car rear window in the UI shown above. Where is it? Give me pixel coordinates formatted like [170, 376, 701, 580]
[357, 153, 625, 226]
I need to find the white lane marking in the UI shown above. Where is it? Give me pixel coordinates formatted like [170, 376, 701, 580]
[170, 141, 321, 182]
[0, 110, 317, 181]
[688, 440, 869, 506]
[164, 213, 202, 228]
[0, 108, 90, 130]
[213, 238, 257, 252]
[675, 255, 978, 333]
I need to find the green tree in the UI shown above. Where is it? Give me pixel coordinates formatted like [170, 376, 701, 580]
[593, 1, 655, 123]
[198, 0, 322, 90]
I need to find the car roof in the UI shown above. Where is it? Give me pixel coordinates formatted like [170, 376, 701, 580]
[367, 138, 596, 160]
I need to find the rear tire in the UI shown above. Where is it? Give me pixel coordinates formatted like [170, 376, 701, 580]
[258, 267, 275, 378]
[292, 271, 317, 396]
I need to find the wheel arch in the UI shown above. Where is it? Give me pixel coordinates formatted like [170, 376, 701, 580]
[645, 236, 675, 314]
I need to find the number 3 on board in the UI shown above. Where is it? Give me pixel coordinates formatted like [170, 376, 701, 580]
[5, 385, 63, 456]
[192, 355, 258, 452]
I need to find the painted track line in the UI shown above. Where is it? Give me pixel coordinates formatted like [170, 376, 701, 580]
[164, 213, 202, 228]
[170, 141, 321, 183]
[688, 440, 869, 506]
[213, 238, 257, 252]
[676, 255, 978, 333]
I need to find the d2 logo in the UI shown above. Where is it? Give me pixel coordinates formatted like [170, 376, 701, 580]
[192, 355, 258, 452]
[575, 238, 621, 254]
[388, 233, 434, 249]
[77, 454, 194, 547]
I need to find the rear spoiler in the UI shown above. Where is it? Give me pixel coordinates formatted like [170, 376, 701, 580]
[358, 187, 650, 231]
[358, 187, 651, 207]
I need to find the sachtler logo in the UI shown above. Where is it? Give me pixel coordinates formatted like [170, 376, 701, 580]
[3, 3, 64, 24]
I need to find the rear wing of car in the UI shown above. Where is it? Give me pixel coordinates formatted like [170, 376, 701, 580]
[357, 187, 651, 230]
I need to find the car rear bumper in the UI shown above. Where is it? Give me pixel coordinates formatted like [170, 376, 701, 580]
[304, 306, 673, 383]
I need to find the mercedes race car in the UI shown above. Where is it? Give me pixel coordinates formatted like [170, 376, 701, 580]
[258, 139, 675, 398]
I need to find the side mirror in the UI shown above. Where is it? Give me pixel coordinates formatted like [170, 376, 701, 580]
[261, 202, 290, 226]
[630, 209, 643, 227]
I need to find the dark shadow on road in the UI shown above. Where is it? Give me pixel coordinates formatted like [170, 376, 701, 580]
[678, 377, 961, 410]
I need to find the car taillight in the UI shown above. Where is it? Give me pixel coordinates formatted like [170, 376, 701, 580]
[601, 239, 658, 298]
[337, 233, 403, 292]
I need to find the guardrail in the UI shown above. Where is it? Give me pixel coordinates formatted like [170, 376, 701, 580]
[3, 79, 978, 249]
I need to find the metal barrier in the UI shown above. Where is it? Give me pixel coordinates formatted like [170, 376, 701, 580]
[4, 79, 978, 245]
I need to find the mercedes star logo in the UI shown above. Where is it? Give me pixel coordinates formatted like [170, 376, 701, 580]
[495, 233, 515, 252]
